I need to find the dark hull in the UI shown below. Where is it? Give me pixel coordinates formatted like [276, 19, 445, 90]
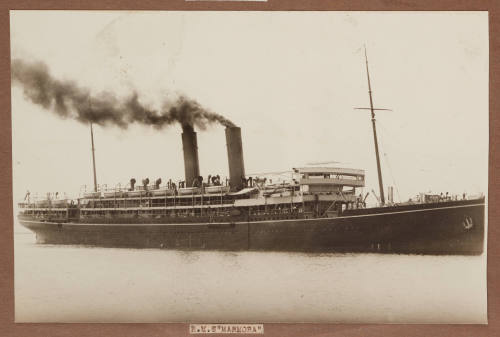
[19, 199, 485, 255]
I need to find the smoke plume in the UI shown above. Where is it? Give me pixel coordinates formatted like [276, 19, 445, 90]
[11, 58, 235, 129]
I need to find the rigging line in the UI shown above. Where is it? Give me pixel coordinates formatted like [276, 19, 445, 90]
[248, 172, 294, 179]
[375, 120, 402, 202]
[384, 152, 402, 202]
[376, 119, 393, 141]
[378, 125, 401, 203]
[247, 170, 292, 175]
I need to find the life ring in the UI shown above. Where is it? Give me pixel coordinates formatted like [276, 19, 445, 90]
[463, 216, 473, 230]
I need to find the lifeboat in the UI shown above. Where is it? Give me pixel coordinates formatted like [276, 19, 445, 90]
[127, 189, 147, 197]
[104, 190, 126, 198]
[178, 187, 201, 195]
[35, 199, 50, 207]
[83, 191, 101, 198]
[52, 199, 68, 207]
[150, 188, 175, 196]
[205, 185, 230, 194]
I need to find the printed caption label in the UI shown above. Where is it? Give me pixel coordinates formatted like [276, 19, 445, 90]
[190, 324, 264, 334]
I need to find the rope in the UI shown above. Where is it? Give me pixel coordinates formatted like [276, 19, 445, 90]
[376, 120, 402, 202]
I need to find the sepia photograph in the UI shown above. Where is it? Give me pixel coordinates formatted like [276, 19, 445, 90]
[11, 10, 488, 323]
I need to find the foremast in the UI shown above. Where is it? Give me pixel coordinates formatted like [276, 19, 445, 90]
[90, 122, 97, 192]
[356, 47, 391, 205]
[364, 48, 385, 205]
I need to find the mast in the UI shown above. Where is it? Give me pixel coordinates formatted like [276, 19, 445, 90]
[88, 96, 98, 193]
[90, 122, 98, 192]
[363, 47, 385, 205]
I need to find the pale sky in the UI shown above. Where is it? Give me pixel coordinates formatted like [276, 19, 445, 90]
[10, 11, 488, 203]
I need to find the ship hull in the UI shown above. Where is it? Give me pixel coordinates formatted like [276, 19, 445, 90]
[18, 199, 485, 255]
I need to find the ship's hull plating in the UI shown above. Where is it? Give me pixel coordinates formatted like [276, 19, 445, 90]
[19, 200, 485, 255]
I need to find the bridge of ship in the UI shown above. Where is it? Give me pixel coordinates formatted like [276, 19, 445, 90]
[294, 167, 364, 190]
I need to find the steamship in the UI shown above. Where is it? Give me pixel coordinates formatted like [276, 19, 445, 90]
[16, 52, 485, 255]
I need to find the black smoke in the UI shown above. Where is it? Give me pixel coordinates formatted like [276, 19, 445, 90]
[11, 58, 235, 129]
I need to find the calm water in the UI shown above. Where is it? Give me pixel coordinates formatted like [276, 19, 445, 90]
[14, 223, 487, 323]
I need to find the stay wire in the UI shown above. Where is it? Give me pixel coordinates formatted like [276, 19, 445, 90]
[375, 120, 402, 202]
